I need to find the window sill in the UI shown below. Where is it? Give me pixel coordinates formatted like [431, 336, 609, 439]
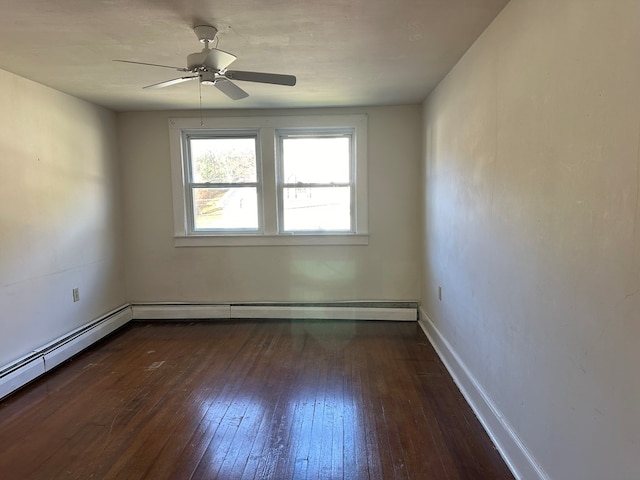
[174, 234, 369, 247]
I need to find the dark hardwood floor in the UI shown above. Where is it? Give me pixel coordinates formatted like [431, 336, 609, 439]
[0, 320, 514, 480]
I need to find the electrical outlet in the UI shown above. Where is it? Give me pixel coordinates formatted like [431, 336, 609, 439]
[72, 288, 80, 302]
[438, 286, 442, 301]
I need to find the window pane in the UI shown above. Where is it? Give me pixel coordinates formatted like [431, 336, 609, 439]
[193, 187, 258, 230]
[282, 137, 350, 184]
[190, 137, 257, 183]
[282, 187, 351, 231]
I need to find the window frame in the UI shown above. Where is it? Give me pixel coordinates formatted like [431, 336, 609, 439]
[183, 130, 263, 234]
[168, 114, 368, 247]
[276, 128, 356, 234]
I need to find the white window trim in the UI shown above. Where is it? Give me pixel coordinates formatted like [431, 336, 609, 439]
[168, 114, 368, 247]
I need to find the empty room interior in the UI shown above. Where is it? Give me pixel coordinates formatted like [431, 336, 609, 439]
[0, 0, 638, 479]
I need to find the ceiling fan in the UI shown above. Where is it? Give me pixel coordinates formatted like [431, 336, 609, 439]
[114, 25, 296, 100]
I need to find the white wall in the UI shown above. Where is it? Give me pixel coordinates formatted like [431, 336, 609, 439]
[421, 1, 640, 478]
[119, 106, 421, 303]
[0, 69, 126, 368]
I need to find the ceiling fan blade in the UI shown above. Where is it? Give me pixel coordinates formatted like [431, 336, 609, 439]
[204, 49, 237, 71]
[213, 79, 249, 100]
[143, 76, 198, 89]
[225, 70, 296, 86]
[114, 59, 188, 72]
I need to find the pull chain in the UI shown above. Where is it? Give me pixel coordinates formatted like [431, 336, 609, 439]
[199, 79, 204, 127]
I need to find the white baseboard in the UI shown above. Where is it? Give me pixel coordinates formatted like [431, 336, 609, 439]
[131, 303, 417, 322]
[42, 306, 132, 371]
[132, 304, 231, 320]
[418, 307, 548, 480]
[231, 305, 416, 321]
[0, 357, 45, 401]
[0, 304, 132, 400]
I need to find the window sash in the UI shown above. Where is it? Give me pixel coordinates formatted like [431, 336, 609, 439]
[189, 185, 260, 232]
[183, 130, 262, 233]
[276, 129, 356, 233]
[280, 185, 353, 232]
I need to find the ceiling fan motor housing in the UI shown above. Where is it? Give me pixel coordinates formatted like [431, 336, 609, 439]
[200, 71, 216, 85]
[187, 51, 208, 70]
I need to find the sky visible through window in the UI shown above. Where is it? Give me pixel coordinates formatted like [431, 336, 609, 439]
[282, 137, 350, 184]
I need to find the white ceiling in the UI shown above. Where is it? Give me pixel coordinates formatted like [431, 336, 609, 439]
[0, 0, 509, 111]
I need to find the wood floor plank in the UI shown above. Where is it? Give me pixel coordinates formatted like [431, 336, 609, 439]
[236, 324, 299, 480]
[0, 320, 514, 480]
[172, 323, 268, 480]
[345, 338, 382, 480]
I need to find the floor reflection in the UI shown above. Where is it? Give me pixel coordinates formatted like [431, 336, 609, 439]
[194, 322, 366, 479]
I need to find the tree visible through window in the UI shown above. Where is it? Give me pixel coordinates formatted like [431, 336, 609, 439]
[188, 135, 260, 231]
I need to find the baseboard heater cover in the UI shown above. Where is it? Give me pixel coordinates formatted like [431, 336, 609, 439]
[232, 305, 416, 321]
[132, 304, 231, 320]
[0, 358, 46, 402]
[0, 305, 132, 400]
[132, 302, 418, 322]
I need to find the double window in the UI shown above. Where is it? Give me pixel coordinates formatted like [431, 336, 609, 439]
[169, 115, 368, 246]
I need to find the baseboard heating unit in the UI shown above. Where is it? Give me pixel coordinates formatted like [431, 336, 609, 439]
[131, 301, 419, 322]
[0, 305, 132, 400]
